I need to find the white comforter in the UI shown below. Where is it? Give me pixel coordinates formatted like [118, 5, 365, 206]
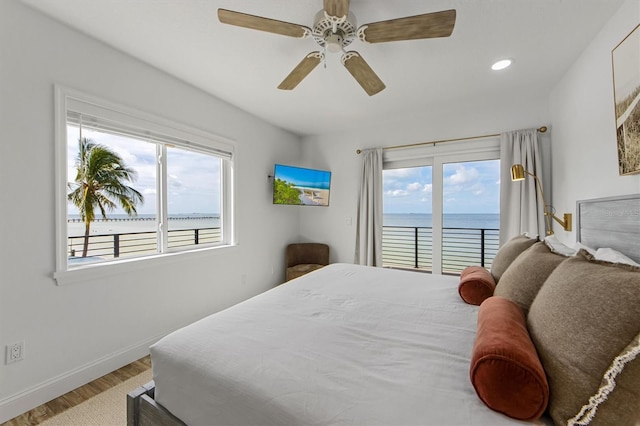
[151, 263, 539, 426]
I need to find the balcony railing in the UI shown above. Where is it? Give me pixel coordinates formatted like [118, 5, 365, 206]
[69, 225, 497, 273]
[382, 226, 499, 274]
[68, 227, 221, 263]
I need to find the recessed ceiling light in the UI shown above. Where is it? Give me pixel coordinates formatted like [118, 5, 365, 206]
[491, 59, 512, 71]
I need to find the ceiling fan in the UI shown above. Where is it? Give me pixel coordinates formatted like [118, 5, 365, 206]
[217, 0, 456, 96]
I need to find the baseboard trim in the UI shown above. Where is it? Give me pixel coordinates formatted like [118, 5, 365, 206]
[0, 333, 163, 423]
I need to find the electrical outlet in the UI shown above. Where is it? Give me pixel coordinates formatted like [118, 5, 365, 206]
[6, 341, 25, 364]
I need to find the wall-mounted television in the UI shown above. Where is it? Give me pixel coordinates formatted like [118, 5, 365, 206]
[273, 164, 331, 206]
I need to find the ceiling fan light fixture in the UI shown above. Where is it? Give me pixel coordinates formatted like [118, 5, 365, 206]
[326, 33, 344, 52]
[491, 59, 513, 71]
[218, 5, 456, 95]
[312, 10, 356, 52]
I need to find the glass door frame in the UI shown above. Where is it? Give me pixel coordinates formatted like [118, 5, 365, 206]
[383, 138, 500, 274]
[431, 151, 499, 274]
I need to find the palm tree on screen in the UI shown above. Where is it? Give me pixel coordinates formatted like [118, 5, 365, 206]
[68, 137, 144, 257]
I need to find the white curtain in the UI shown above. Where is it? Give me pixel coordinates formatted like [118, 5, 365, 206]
[499, 129, 546, 244]
[354, 148, 383, 266]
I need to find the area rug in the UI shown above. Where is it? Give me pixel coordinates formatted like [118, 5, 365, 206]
[40, 369, 153, 426]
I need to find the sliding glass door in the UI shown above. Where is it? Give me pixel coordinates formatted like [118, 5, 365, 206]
[441, 159, 500, 274]
[382, 166, 433, 270]
[382, 149, 500, 274]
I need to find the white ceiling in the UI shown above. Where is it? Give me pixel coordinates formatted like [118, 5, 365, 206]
[20, 0, 624, 136]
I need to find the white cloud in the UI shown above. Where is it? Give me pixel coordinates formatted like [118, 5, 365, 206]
[384, 168, 419, 179]
[386, 189, 409, 197]
[446, 165, 479, 185]
[169, 174, 183, 188]
[406, 182, 422, 192]
[403, 182, 432, 193]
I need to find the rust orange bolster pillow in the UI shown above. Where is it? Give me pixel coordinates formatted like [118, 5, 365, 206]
[470, 296, 549, 421]
[458, 266, 496, 305]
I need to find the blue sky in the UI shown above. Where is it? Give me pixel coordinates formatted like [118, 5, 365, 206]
[67, 126, 221, 216]
[383, 160, 500, 214]
[274, 164, 331, 190]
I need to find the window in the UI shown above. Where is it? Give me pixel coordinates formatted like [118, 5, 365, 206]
[55, 87, 234, 282]
[382, 138, 499, 274]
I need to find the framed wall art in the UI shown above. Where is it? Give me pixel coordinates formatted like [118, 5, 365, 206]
[612, 23, 640, 176]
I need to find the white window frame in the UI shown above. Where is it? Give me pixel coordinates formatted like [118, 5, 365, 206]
[383, 136, 500, 274]
[53, 85, 236, 285]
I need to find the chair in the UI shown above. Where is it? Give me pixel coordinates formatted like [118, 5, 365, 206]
[286, 243, 330, 281]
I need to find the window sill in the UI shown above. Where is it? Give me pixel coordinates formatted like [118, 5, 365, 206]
[54, 244, 236, 286]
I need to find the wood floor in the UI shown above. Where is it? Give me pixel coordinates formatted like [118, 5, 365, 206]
[2, 356, 152, 426]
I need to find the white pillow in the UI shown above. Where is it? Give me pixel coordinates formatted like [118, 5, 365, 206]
[544, 235, 576, 256]
[572, 242, 595, 255]
[595, 248, 640, 267]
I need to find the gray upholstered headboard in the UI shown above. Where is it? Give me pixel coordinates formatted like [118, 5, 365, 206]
[576, 193, 640, 263]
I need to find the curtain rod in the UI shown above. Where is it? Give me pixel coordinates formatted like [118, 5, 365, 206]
[355, 126, 548, 154]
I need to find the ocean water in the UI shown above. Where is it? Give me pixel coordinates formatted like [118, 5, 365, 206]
[68, 213, 499, 236]
[384, 213, 499, 230]
[383, 213, 500, 273]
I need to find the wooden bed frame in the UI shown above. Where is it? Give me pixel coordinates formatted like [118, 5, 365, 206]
[127, 193, 640, 426]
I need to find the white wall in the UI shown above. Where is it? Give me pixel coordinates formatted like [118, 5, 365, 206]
[0, 0, 301, 421]
[300, 91, 552, 263]
[549, 0, 640, 246]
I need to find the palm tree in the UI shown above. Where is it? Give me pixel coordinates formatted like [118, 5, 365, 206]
[68, 137, 144, 257]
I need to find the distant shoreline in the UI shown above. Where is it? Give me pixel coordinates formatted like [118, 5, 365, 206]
[67, 216, 220, 236]
[384, 213, 499, 230]
[67, 215, 219, 223]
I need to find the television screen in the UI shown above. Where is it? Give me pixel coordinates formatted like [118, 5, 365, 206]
[273, 164, 331, 206]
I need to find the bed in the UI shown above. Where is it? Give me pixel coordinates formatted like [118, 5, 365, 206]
[128, 194, 640, 426]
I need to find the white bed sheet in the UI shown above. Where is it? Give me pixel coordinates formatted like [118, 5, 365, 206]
[151, 263, 545, 426]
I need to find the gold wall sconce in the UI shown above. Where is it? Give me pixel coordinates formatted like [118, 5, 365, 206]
[510, 164, 572, 235]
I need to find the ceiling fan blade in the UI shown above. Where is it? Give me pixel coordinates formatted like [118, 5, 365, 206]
[278, 52, 324, 90]
[342, 51, 385, 96]
[323, 0, 350, 19]
[358, 9, 456, 43]
[218, 9, 311, 38]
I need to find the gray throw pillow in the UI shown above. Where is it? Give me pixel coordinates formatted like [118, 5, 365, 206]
[527, 250, 640, 426]
[494, 242, 566, 314]
[490, 234, 537, 283]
